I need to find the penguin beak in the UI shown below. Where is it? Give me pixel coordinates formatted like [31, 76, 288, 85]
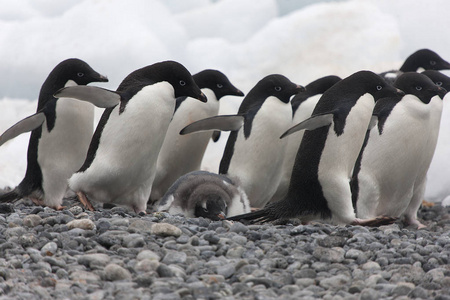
[217, 212, 226, 220]
[234, 89, 245, 97]
[437, 86, 448, 98]
[196, 92, 208, 103]
[396, 88, 405, 96]
[296, 85, 306, 93]
[97, 74, 109, 83]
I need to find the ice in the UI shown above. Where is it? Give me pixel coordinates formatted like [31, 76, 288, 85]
[1, 0, 450, 202]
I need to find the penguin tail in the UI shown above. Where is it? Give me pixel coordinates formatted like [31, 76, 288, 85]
[227, 208, 278, 224]
[0, 189, 22, 203]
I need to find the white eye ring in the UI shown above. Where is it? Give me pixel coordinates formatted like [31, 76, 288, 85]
[430, 60, 436, 66]
[436, 81, 443, 87]
[77, 72, 84, 77]
[416, 86, 422, 91]
[274, 86, 282, 92]
[179, 80, 186, 86]
[376, 85, 382, 91]
[217, 83, 223, 88]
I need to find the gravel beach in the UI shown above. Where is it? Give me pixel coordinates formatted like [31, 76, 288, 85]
[0, 193, 448, 300]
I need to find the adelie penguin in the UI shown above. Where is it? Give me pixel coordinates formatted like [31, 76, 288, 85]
[380, 48, 450, 83]
[56, 61, 206, 214]
[150, 70, 244, 202]
[0, 58, 109, 210]
[181, 74, 304, 208]
[352, 72, 447, 229]
[228, 70, 404, 226]
[156, 170, 250, 220]
[270, 75, 341, 203]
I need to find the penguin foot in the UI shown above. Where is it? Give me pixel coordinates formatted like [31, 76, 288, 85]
[351, 216, 397, 227]
[76, 192, 95, 211]
[421, 200, 435, 208]
[404, 217, 427, 229]
[30, 197, 45, 206]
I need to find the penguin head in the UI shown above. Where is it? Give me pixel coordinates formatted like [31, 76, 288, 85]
[394, 72, 447, 103]
[422, 70, 450, 97]
[124, 61, 206, 103]
[193, 70, 244, 100]
[194, 193, 227, 221]
[258, 74, 305, 104]
[52, 58, 109, 86]
[351, 71, 404, 101]
[400, 49, 450, 72]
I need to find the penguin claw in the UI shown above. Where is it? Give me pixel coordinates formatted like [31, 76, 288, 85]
[76, 192, 95, 211]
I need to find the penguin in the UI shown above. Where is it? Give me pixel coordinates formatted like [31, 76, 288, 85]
[228, 70, 404, 226]
[156, 170, 251, 220]
[352, 72, 446, 228]
[0, 59, 109, 209]
[181, 74, 304, 208]
[55, 61, 206, 214]
[270, 75, 341, 203]
[150, 69, 244, 202]
[380, 49, 450, 83]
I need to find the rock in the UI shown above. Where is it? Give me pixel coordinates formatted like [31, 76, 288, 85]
[40, 242, 58, 256]
[77, 253, 110, 268]
[162, 251, 187, 265]
[313, 247, 345, 263]
[151, 223, 182, 237]
[129, 220, 154, 234]
[319, 274, 350, 289]
[70, 270, 101, 283]
[66, 219, 96, 230]
[23, 215, 42, 227]
[362, 261, 381, 271]
[216, 264, 235, 279]
[135, 259, 160, 273]
[122, 233, 145, 248]
[104, 263, 132, 281]
[68, 206, 83, 215]
[137, 250, 161, 261]
[392, 282, 415, 296]
[229, 222, 249, 234]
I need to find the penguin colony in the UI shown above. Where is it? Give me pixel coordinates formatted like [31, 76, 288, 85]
[1, 48, 449, 227]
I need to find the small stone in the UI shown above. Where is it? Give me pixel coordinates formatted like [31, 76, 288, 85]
[19, 233, 38, 248]
[129, 220, 153, 234]
[151, 223, 182, 237]
[135, 259, 160, 273]
[229, 222, 248, 234]
[200, 274, 225, 284]
[23, 215, 42, 227]
[226, 246, 245, 259]
[66, 219, 96, 230]
[77, 253, 110, 268]
[70, 270, 101, 283]
[157, 264, 174, 278]
[134, 272, 155, 287]
[69, 206, 83, 215]
[162, 251, 187, 265]
[104, 263, 132, 281]
[40, 242, 58, 256]
[359, 288, 380, 300]
[0, 203, 14, 214]
[122, 234, 145, 248]
[362, 261, 381, 271]
[409, 286, 429, 298]
[392, 282, 415, 296]
[137, 250, 161, 261]
[319, 274, 350, 289]
[216, 264, 235, 279]
[313, 247, 345, 263]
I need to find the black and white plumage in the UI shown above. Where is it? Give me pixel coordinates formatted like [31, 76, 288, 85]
[150, 70, 244, 202]
[270, 75, 341, 203]
[0, 58, 109, 209]
[181, 74, 304, 208]
[228, 71, 404, 226]
[156, 170, 250, 220]
[56, 61, 206, 214]
[380, 49, 450, 83]
[352, 72, 446, 228]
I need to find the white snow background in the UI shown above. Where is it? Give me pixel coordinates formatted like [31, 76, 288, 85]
[1, 0, 450, 203]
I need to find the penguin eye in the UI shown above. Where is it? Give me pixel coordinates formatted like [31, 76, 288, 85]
[274, 86, 282, 92]
[430, 60, 436, 66]
[77, 72, 84, 78]
[376, 85, 383, 91]
[179, 80, 186, 86]
[217, 83, 223, 89]
[436, 81, 443, 87]
[416, 86, 423, 91]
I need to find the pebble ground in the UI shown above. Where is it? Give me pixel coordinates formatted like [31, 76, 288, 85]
[0, 194, 449, 300]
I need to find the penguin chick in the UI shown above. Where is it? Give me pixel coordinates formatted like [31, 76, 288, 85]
[157, 170, 250, 220]
[0, 58, 109, 209]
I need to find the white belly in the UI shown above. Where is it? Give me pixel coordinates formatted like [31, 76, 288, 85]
[228, 96, 292, 208]
[69, 82, 175, 211]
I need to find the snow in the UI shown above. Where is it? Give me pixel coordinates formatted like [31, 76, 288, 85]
[1, 0, 450, 202]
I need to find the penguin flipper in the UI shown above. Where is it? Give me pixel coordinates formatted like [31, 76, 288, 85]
[180, 115, 244, 135]
[280, 113, 334, 139]
[0, 112, 45, 146]
[54, 86, 121, 108]
[227, 208, 277, 224]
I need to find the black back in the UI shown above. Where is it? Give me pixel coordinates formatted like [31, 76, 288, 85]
[78, 61, 202, 173]
[400, 49, 450, 72]
[16, 59, 107, 198]
[174, 69, 243, 113]
[291, 75, 341, 115]
[219, 74, 302, 174]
